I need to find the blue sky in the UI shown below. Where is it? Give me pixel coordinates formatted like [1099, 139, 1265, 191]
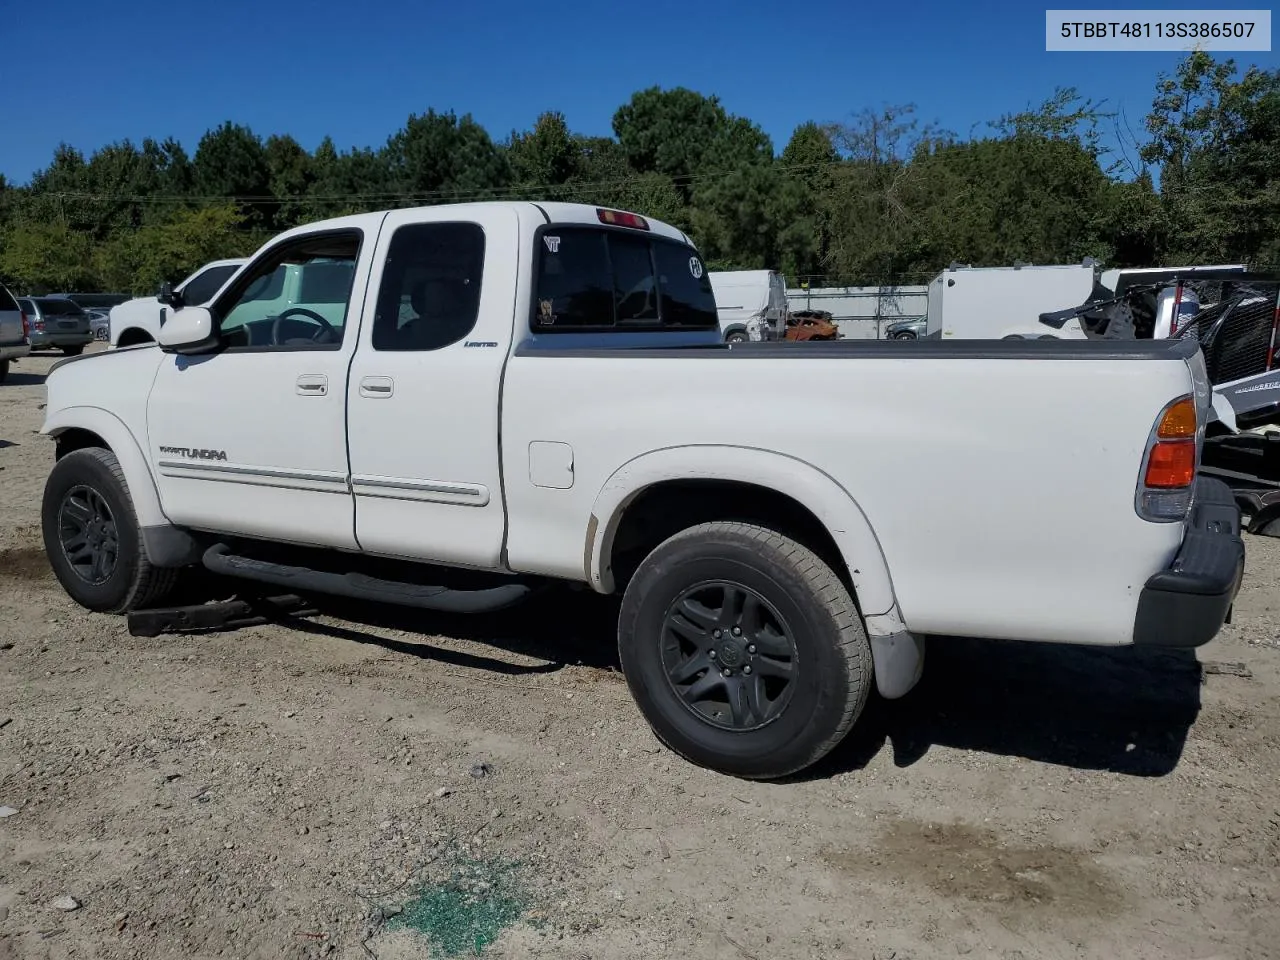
[3, 0, 1276, 184]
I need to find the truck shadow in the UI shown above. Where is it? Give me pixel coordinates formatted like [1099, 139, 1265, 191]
[0, 370, 46, 386]
[274, 587, 1200, 779]
[270, 584, 624, 676]
[808, 636, 1202, 780]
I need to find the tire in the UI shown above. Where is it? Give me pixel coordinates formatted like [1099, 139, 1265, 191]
[42, 447, 178, 613]
[61, 344, 84, 356]
[618, 521, 872, 779]
[0, 359, 8, 383]
[893, 331, 916, 340]
[724, 331, 749, 343]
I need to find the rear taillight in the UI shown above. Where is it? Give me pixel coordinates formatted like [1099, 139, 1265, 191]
[1136, 395, 1199, 521]
[596, 207, 650, 230]
[20, 312, 29, 339]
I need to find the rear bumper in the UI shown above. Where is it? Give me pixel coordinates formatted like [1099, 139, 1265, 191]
[1133, 477, 1245, 648]
[0, 342, 31, 361]
[30, 331, 91, 347]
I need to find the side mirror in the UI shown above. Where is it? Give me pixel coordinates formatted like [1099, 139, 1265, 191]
[157, 306, 218, 354]
[156, 282, 183, 308]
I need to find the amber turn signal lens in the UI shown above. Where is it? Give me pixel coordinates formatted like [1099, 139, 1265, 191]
[1157, 396, 1197, 439]
[1144, 439, 1196, 488]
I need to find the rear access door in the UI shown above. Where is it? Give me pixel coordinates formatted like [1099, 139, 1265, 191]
[345, 205, 521, 569]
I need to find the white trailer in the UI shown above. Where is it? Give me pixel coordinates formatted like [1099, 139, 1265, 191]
[926, 262, 1101, 340]
[708, 270, 789, 342]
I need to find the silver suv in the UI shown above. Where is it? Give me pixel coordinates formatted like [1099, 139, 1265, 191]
[16, 297, 93, 355]
[0, 282, 31, 383]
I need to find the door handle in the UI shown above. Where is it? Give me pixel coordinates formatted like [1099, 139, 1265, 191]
[296, 374, 328, 396]
[360, 376, 394, 399]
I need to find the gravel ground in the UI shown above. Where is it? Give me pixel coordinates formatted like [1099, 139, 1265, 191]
[2, 345, 1278, 960]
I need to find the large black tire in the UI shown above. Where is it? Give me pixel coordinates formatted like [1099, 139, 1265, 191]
[893, 331, 917, 340]
[61, 344, 85, 356]
[42, 447, 178, 613]
[618, 521, 872, 779]
[0, 359, 8, 383]
[724, 330, 749, 343]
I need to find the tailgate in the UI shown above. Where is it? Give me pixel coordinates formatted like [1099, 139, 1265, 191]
[0, 312, 23, 344]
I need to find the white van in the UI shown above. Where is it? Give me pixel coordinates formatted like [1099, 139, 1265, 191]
[926, 262, 1100, 340]
[708, 270, 789, 342]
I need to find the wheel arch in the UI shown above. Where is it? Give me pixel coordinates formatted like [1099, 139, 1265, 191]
[114, 327, 155, 348]
[42, 407, 167, 529]
[586, 446, 904, 636]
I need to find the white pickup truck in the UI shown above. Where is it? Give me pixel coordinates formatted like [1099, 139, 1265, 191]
[108, 258, 246, 347]
[39, 201, 1246, 779]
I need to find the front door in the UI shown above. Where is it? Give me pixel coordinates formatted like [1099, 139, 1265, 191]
[146, 224, 378, 548]
[345, 206, 519, 569]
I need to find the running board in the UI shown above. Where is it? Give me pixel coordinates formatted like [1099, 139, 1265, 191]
[127, 594, 317, 637]
[201, 543, 536, 613]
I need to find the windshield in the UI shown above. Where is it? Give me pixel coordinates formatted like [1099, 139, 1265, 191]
[180, 264, 241, 305]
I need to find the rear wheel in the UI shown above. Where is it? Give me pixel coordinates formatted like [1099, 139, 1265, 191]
[618, 521, 872, 779]
[61, 344, 84, 356]
[42, 448, 177, 613]
[725, 330, 749, 343]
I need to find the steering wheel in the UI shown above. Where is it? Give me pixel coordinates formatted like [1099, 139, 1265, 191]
[271, 307, 337, 345]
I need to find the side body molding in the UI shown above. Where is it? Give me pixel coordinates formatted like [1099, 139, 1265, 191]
[585, 445, 904, 638]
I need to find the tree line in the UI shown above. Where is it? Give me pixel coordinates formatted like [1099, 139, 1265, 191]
[0, 51, 1276, 296]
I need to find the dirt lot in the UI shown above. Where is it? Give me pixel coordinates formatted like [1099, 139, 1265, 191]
[2, 345, 1279, 960]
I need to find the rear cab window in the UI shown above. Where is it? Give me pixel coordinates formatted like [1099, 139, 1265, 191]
[532, 226, 718, 332]
[0, 285, 19, 313]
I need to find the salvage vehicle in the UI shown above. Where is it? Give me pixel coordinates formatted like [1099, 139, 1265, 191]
[38, 202, 1245, 780]
[108, 258, 246, 347]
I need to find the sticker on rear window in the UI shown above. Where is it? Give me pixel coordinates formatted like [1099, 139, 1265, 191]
[689, 256, 703, 279]
[544, 236, 561, 253]
[538, 298, 556, 325]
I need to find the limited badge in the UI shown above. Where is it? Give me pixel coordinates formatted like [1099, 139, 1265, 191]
[688, 256, 703, 279]
[544, 235, 561, 253]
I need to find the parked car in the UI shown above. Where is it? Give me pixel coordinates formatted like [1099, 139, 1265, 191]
[40, 201, 1244, 781]
[15, 297, 93, 355]
[884, 318, 927, 340]
[108, 259, 246, 347]
[0, 281, 31, 383]
[87, 310, 111, 342]
[708, 269, 789, 342]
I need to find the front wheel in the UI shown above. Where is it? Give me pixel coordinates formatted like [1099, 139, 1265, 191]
[724, 331, 749, 343]
[893, 331, 917, 340]
[42, 448, 178, 613]
[618, 521, 872, 779]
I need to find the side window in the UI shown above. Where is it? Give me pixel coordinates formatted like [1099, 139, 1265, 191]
[17, 299, 35, 316]
[370, 222, 486, 352]
[533, 227, 719, 331]
[180, 264, 240, 306]
[213, 232, 360, 351]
